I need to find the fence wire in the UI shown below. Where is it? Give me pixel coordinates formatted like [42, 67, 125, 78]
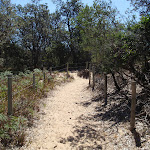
[12, 84, 33, 97]
[0, 62, 87, 108]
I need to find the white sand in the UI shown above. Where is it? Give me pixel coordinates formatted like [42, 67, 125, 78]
[14, 73, 150, 150]
[19, 73, 94, 150]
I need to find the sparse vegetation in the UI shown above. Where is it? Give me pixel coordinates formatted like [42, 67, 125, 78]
[0, 69, 73, 148]
[77, 69, 89, 79]
[0, 0, 149, 149]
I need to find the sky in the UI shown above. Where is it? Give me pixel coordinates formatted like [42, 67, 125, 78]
[11, 0, 140, 21]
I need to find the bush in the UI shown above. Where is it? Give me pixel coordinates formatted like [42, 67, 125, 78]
[0, 114, 27, 147]
[77, 69, 89, 79]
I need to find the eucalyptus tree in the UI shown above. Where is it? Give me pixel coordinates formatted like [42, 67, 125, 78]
[0, 0, 18, 70]
[16, 1, 52, 68]
[52, 0, 84, 62]
[44, 11, 70, 66]
[0, 0, 16, 45]
[128, 0, 150, 15]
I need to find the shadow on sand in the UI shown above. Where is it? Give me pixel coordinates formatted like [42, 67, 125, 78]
[60, 90, 142, 149]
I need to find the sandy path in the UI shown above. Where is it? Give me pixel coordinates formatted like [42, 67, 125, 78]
[21, 73, 94, 150]
[14, 72, 150, 150]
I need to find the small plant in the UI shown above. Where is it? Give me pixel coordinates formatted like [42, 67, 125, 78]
[0, 71, 12, 78]
[0, 114, 27, 147]
[33, 68, 42, 74]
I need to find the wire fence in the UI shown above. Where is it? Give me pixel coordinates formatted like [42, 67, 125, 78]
[1, 61, 149, 141]
[0, 62, 88, 115]
[88, 65, 150, 130]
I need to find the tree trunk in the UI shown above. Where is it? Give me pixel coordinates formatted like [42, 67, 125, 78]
[111, 72, 121, 91]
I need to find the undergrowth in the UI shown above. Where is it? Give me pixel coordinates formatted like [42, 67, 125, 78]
[0, 69, 72, 149]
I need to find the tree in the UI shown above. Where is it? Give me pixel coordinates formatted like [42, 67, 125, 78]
[0, 0, 18, 70]
[52, 0, 83, 63]
[128, 0, 150, 15]
[0, 0, 16, 45]
[77, 0, 119, 64]
[123, 16, 150, 88]
[17, 1, 51, 68]
[48, 11, 69, 66]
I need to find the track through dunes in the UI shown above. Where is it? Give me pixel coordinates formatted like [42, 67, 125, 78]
[16, 73, 150, 150]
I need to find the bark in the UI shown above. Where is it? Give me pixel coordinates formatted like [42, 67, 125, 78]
[111, 72, 121, 91]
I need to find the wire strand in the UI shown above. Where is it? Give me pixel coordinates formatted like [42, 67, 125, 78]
[13, 84, 33, 97]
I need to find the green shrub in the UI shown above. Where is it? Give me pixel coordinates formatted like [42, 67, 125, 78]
[0, 114, 27, 147]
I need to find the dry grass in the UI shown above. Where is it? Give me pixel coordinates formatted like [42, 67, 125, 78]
[0, 69, 73, 149]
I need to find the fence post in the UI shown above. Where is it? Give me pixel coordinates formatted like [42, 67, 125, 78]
[67, 62, 69, 78]
[130, 81, 136, 131]
[50, 67, 52, 75]
[86, 62, 88, 70]
[104, 73, 107, 105]
[7, 74, 13, 116]
[92, 66, 95, 90]
[89, 63, 91, 86]
[43, 71, 46, 83]
[33, 73, 35, 90]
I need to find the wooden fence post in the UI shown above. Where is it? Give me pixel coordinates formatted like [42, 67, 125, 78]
[33, 73, 35, 90]
[67, 62, 69, 78]
[50, 67, 52, 75]
[104, 73, 107, 105]
[92, 66, 95, 90]
[7, 74, 13, 115]
[43, 67, 46, 84]
[43, 71, 46, 83]
[130, 81, 136, 131]
[89, 63, 91, 86]
[86, 62, 88, 70]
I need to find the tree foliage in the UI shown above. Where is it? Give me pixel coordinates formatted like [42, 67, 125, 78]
[17, 2, 51, 68]
[0, 0, 149, 81]
[128, 0, 150, 15]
